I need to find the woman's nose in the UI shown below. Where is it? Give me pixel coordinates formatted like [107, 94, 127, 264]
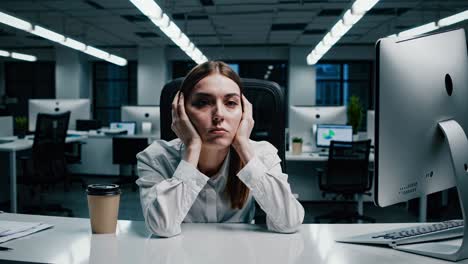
[212, 102, 225, 122]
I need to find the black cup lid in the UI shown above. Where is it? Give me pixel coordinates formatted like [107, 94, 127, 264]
[86, 184, 121, 196]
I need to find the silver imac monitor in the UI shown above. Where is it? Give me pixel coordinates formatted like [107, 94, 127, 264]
[316, 124, 353, 148]
[373, 29, 468, 260]
[121, 105, 160, 136]
[366, 110, 374, 146]
[289, 105, 347, 152]
[28, 99, 91, 131]
[110, 122, 136, 135]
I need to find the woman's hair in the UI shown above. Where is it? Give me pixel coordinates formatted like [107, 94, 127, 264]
[179, 61, 249, 209]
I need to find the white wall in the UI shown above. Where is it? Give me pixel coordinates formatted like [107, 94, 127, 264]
[55, 46, 89, 99]
[137, 47, 167, 105]
[289, 46, 317, 106]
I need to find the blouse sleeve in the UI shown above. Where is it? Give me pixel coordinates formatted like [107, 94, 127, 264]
[236, 142, 304, 233]
[136, 148, 209, 237]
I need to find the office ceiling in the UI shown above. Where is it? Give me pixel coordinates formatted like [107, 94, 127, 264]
[0, 0, 467, 49]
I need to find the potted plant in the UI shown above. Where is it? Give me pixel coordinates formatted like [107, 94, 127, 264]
[347, 95, 363, 139]
[292, 137, 303, 155]
[14, 116, 28, 138]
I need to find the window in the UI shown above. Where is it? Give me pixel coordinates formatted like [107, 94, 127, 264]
[92, 61, 137, 126]
[316, 61, 373, 130]
[4, 61, 55, 118]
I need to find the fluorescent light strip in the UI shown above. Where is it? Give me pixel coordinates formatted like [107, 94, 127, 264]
[0, 50, 36, 61]
[11, 52, 36, 62]
[0, 49, 37, 61]
[306, 0, 380, 65]
[0, 10, 127, 66]
[390, 9, 468, 39]
[129, 0, 208, 64]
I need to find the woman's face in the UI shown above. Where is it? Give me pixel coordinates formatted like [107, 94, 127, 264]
[185, 73, 242, 149]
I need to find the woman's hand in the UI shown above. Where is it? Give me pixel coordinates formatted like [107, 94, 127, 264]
[232, 95, 255, 164]
[171, 91, 202, 165]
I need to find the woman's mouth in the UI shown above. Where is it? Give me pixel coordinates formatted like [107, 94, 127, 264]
[209, 128, 228, 135]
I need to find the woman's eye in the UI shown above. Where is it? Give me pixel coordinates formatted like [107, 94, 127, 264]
[226, 101, 238, 107]
[193, 100, 209, 107]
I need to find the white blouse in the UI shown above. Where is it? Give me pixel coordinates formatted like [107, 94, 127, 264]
[136, 138, 304, 237]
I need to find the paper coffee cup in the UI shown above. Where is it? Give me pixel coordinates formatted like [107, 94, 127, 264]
[87, 184, 121, 234]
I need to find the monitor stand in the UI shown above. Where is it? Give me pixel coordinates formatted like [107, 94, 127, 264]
[394, 119, 468, 261]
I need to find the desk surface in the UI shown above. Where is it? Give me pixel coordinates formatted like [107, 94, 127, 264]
[286, 151, 375, 162]
[0, 213, 460, 264]
[0, 135, 86, 151]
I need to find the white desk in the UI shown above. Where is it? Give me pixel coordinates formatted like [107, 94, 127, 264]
[0, 136, 85, 213]
[286, 151, 375, 162]
[0, 213, 461, 264]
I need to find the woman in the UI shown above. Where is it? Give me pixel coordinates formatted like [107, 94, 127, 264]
[136, 61, 304, 237]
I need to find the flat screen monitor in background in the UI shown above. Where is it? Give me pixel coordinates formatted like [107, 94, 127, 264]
[289, 105, 347, 152]
[121, 105, 160, 136]
[366, 110, 375, 146]
[28, 99, 91, 131]
[0, 116, 13, 137]
[374, 29, 468, 260]
[316, 124, 352, 148]
[110, 122, 136, 135]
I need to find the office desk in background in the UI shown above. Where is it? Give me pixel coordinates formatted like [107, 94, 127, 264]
[67, 131, 158, 176]
[0, 135, 86, 213]
[0, 213, 459, 264]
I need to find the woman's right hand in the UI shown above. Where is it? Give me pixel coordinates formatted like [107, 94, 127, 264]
[171, 91, 202, 165]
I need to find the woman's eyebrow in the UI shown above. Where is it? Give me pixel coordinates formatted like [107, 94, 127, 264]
[191, 92, 212, 98]
[224, 93, 240, 99]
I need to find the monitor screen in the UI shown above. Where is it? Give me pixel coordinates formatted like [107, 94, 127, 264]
[110, 122, 136, 135]
[316, 124, 353, 147]
[289, 106, 347, 152]
[375, 29, 468, 207]
[121, 105, 160, 136]
[28, 99, 91, 131]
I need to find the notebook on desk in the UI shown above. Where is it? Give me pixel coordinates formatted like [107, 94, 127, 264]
[0, 220, 53, 244]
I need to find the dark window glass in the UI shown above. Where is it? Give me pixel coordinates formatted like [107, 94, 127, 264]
[315, 61, 373, 131]
[4, 61, 55, 122]
[92, 61, 137, 126]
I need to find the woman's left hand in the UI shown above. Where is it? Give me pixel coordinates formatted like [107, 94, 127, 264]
[233, 95, 255, 163]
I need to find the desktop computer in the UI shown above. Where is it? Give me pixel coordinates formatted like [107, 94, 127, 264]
[366, 110, 374, 146]
[121, 106, 160, 136]
[29, 99, 90, 131]
[316, 124, 353, 148]
[337, 28, 468, 261]
[110, 122, 136, 135]
[289, 106, 347, 152]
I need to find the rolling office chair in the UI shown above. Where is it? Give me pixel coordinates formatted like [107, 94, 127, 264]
[315, 140, 375, 223]
[160, 78, 286, 224]
[19, 112, 74, 217]
[112, 136, 150, 191]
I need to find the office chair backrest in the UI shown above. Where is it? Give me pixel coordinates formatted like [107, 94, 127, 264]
[321, 140, 372, 194]
[32, 111, 70, 182]
[160, 78, 286, 168]
[112, 137, 149, 165]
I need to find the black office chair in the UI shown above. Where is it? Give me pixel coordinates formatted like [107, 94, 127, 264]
[19, 111, 74, 217]
[160, 78, 286, 224]
[112, 137, 149, 191]
[314, 140, 375, 223]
